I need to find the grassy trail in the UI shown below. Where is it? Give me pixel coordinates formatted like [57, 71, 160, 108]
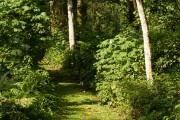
[55, 82, 122, 120]
[44, 66, 122, 120]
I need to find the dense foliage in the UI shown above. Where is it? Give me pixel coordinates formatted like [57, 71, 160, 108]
[0, 0, 60, 119]
[93, 1, 180, 119]
[95, 30, 144, 105]
[0, 0, 180, 119]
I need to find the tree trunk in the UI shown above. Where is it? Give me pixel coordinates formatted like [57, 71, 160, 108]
[136, 0, 153, 83]
[67, 0, 75, 52]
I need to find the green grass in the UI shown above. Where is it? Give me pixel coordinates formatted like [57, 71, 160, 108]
[54, 82, 122, 120]
[42, 65, 123, 120]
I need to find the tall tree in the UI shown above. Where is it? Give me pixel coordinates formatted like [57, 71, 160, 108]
[135, 0, 153, 83]
[67, 0, 75, 52]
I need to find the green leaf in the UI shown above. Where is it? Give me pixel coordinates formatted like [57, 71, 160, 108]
[11, 49, 22, 56]
[22, 5, 30, 11]
[175, 104, 180, 109]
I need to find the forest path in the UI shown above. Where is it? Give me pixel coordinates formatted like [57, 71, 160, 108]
[44, 65, 122, 120]
[55, 82, 122, 120]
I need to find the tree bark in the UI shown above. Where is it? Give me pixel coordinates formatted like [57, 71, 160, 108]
[67, 0, 75, 52]
[136, 0, 153, 84]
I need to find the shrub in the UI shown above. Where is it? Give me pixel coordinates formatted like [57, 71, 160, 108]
[151, 31, 180, 73]
[94, 30, 145, 105]
[0, 0, 51, 65]
[42, 30, 69, 68]
[0, 0, 60, 119]
[0, 63, 61, 120]
[94, 29, 180, 119]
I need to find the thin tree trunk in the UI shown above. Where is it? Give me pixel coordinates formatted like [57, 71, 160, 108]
[136, 0, 153, 84]
[67, 0, 75, 52]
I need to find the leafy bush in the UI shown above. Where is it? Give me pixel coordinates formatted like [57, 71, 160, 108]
[138, 73, 180, 120]
[0, 0, 61, 119]
[0, 0, 51, 65]
[94, 30, 180, 119]
[72, 41, 96, 85]
[42, 30, 69, 67]
[95, 30, 145, 105]
[151, 31, 180, 73]
[0, 63, 59, 119]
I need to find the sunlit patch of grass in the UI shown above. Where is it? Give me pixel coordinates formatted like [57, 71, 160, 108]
[39, 64, 125, 119]
[55, 82, 123, 120]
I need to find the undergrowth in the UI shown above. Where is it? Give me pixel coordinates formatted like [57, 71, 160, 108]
[94, 30, 180, 119]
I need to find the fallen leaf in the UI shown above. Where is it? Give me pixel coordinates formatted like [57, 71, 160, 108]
[85, 112, 92, 115]
[85, 106, 92, 109]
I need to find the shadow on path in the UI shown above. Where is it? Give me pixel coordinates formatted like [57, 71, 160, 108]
[47, 69, 100, 120]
